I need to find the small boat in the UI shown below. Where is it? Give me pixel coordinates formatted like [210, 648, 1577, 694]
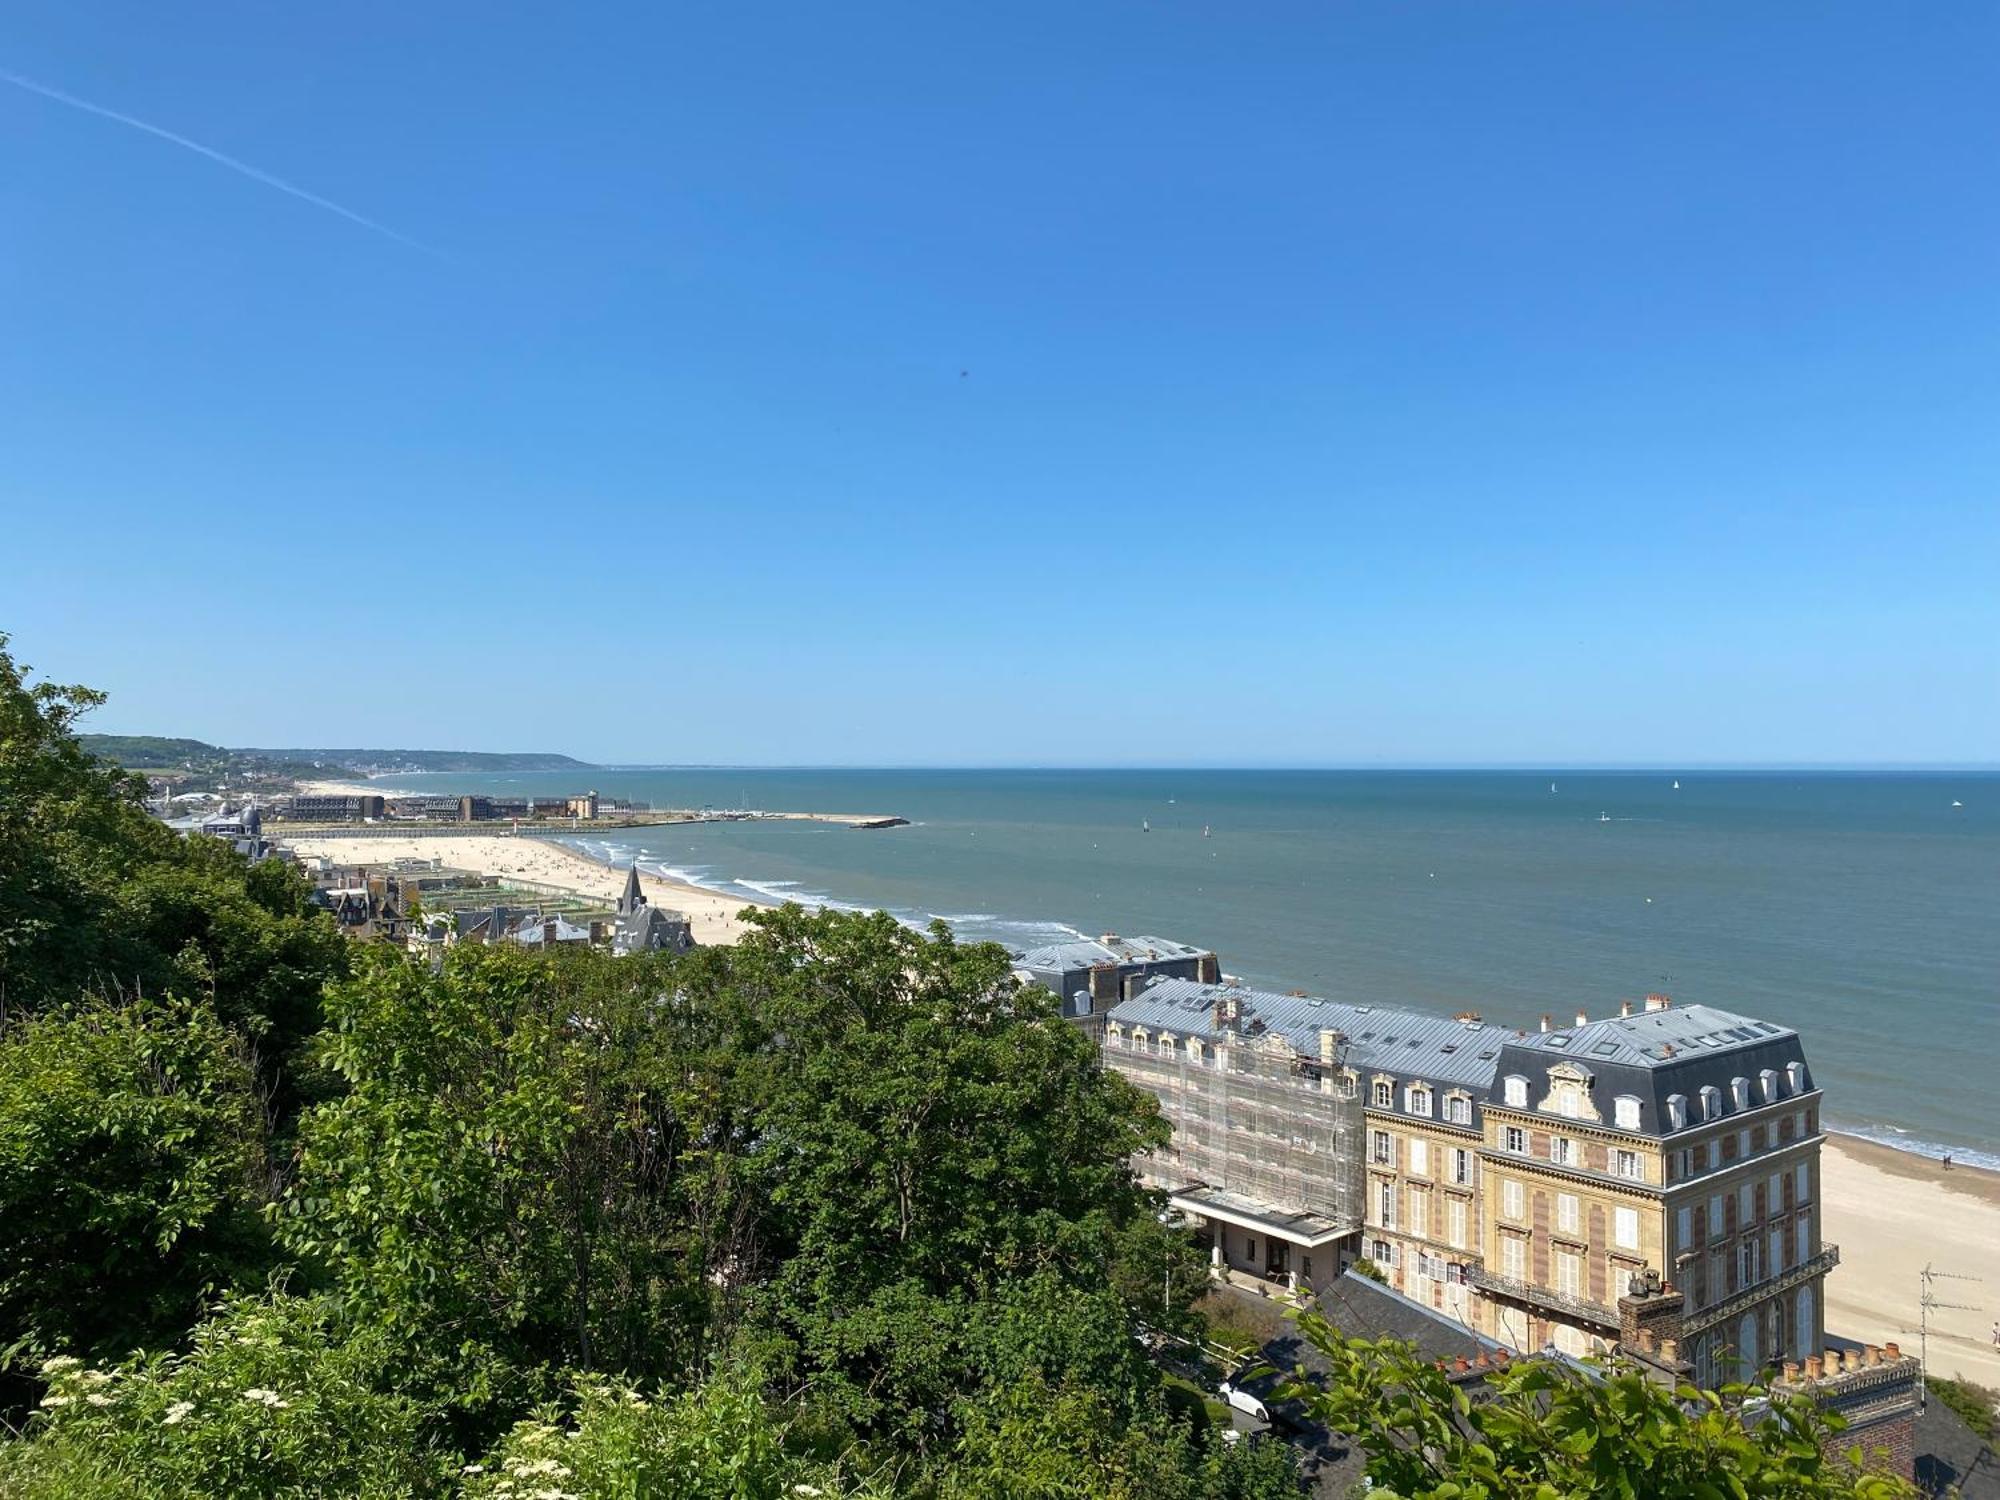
[1598, 811, 1611, 823]
[1202, 825, 1211, 838]
[1550, 782, 1557, 793]
[1672, 780, 1680, 790]
[1141, 819, 1150, 833]
[1952, 800, 1964, 808]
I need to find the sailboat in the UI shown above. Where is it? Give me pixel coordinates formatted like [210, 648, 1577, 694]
[1202, 825, 1211, 838]
[1952, 800, 1964, 809]
[1550, 782, 1557, 793]
[1672, 780, 1680, 790]
[1141, 819, 1150, 833]
[1598, 811, 1612, 824]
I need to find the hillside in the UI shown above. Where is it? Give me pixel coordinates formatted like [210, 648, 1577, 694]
[79, 737, 595, 778]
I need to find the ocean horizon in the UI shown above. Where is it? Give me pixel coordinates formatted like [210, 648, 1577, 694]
[356, 767, 1999, 1169]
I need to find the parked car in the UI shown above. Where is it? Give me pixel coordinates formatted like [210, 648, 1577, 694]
[1216, 1380, 1270, 1424]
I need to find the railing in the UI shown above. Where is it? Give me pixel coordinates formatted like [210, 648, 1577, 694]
[1679, 1246, 1839, 1335]
[1466, 1266, 1620, 1331]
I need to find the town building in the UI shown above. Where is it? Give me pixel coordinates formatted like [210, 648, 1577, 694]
[1101, 979, 1832, 1383]
[1014, 933, 1220, 1024]
[611, 862, 694, 955]
[278, 793, 387, 822]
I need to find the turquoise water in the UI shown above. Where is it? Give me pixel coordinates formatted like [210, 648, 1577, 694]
[362, 769, 1999, 1165]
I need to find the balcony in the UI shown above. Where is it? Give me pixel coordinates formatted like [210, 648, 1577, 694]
[1465, 1266, 1620, 1332]
[1680, 1246, 1840, 1336]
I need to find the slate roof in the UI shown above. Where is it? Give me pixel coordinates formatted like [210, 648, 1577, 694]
[1016, 934, 1210, 972]
[1108, 977, 1513, 1090]
[1107, 980, 1816, 1136]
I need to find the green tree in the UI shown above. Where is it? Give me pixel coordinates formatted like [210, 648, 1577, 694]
[278, 943, 722, 1429]
[1281, 1309, 1915, 1499]
[0, 998, 274, 1374]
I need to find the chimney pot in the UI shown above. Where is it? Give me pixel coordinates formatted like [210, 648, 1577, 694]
[1637, 1329, 1655, 1353]
[1660, 1338, 1678, 1361]
[1454, 1355, 1469, 1372]
[1645, 993, 1671, 1012]
[1843, 1349, 1860, 1373]
[1620, 999, 1634, 1018]
[1540, 1013, 1553, 1032]
[1884, 1341, 1901, 1360]
[1576, 1009, 1589, 1027]
[1805, 1356, 1822, 1378]
[1865, 1344, 1881, 1366]
[1783, 1361, 1800, 1382]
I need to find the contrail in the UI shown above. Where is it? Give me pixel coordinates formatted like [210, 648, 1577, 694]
[1, 67, 440, 256]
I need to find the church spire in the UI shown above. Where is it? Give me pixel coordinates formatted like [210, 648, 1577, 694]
[618, 861, 646, 915]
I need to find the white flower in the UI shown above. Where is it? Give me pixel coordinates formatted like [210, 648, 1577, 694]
[461, 1463, 485, 1474]
[85, 1393, 114, 1407]
[81, 1369, 114, 1386]
[163, 1401, 196, 1426]
[39, 1394, 72, 1409]
[41, 1356, 82, 1375]
[240, 1387, 289, 1409]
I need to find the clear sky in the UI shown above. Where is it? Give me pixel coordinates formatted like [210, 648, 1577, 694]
[2, 2, 1995, 766]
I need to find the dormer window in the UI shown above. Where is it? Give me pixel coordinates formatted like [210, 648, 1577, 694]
[1503, 1075, 1528, 1108]
[1700, 1084, 1723, 1120]
[1106, 1025, 1123, 1048]
[1614, 1094, 1642, 1130]
[1730, 1076, 1751, 1111]
[1445, 1094, 1472, 1126]
[1406, 1085, 1433, 1118]
[1786, 1061, 1807, 1095]
[1372, 1079, 1393, 1108]
[1187, 1039, 1204, 1064]
[1665, 1093, 1687, 1130]
[1158, 1033, 1176, 1056]
[1759, 1069, 1779, 1104]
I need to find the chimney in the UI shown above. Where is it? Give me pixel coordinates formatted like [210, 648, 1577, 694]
[1660, 1338, 1678, 1363]
[1783, 1361, 1801, 1382]
[1637, 1329, 1655, 1353]
[1575, 1009, 1589, 1028]
[1885, 1341, 1901, 1360]
[1843, 1349, 1860, 1373]
[1645, 993, 1671, 1012]
[1865, 1344, 1881, 1366]
[1805, 1356, 1821, 1379]
[1540, 1014, 1553, 1032]
[1453, 1355, 1469, 1373]
[1318, 1027, 1342, 1066]
[1620, 999, 1634, 1018]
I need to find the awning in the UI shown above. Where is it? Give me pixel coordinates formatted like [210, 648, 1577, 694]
[1168, 1183, 1356, 1248]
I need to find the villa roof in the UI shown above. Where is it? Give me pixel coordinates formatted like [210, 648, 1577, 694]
[1015, 933, 1211, 973]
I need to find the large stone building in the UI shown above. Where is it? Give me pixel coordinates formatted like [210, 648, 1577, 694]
[1014, 933, 1220, 1024]
[1100, 979, 1832, 1384]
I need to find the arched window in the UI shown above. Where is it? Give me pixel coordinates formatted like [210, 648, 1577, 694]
[1158, 1033, 1177, 1056]
[1614, 1095, 1642, 1130]
[1503, 1075, 1528, 1108]
[1665, 1093, 1688, 1130]
[1794, 1284, 1815, 1357]
[1106, 1024, 1123, 1048]
[1187, 1038, 1204, 1064]
[1738, 1311, 1759, 1378]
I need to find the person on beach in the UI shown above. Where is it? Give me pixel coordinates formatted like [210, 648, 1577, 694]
[1942, 1153, 1953, 1170]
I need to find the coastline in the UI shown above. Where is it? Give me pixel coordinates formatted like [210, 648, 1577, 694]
[277, 830, 772, 946]
[1821, 1132, 2000, 1387]
[275, 825, 2000, 1383]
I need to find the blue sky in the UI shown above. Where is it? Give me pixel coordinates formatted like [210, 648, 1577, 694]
[2, 2, 1994, 765]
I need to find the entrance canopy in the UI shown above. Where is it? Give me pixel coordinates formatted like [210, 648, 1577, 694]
[1168, 1183, 1354, 1248]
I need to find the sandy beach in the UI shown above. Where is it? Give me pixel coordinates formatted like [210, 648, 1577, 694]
[1821, 1134, 2000, 1387]
[278, 832, 771, 946]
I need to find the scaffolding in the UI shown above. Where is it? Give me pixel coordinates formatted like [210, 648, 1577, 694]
[1111, 1034, 1364, 1234]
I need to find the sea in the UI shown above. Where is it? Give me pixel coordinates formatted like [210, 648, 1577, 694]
[356, 768, 1999, 1168]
